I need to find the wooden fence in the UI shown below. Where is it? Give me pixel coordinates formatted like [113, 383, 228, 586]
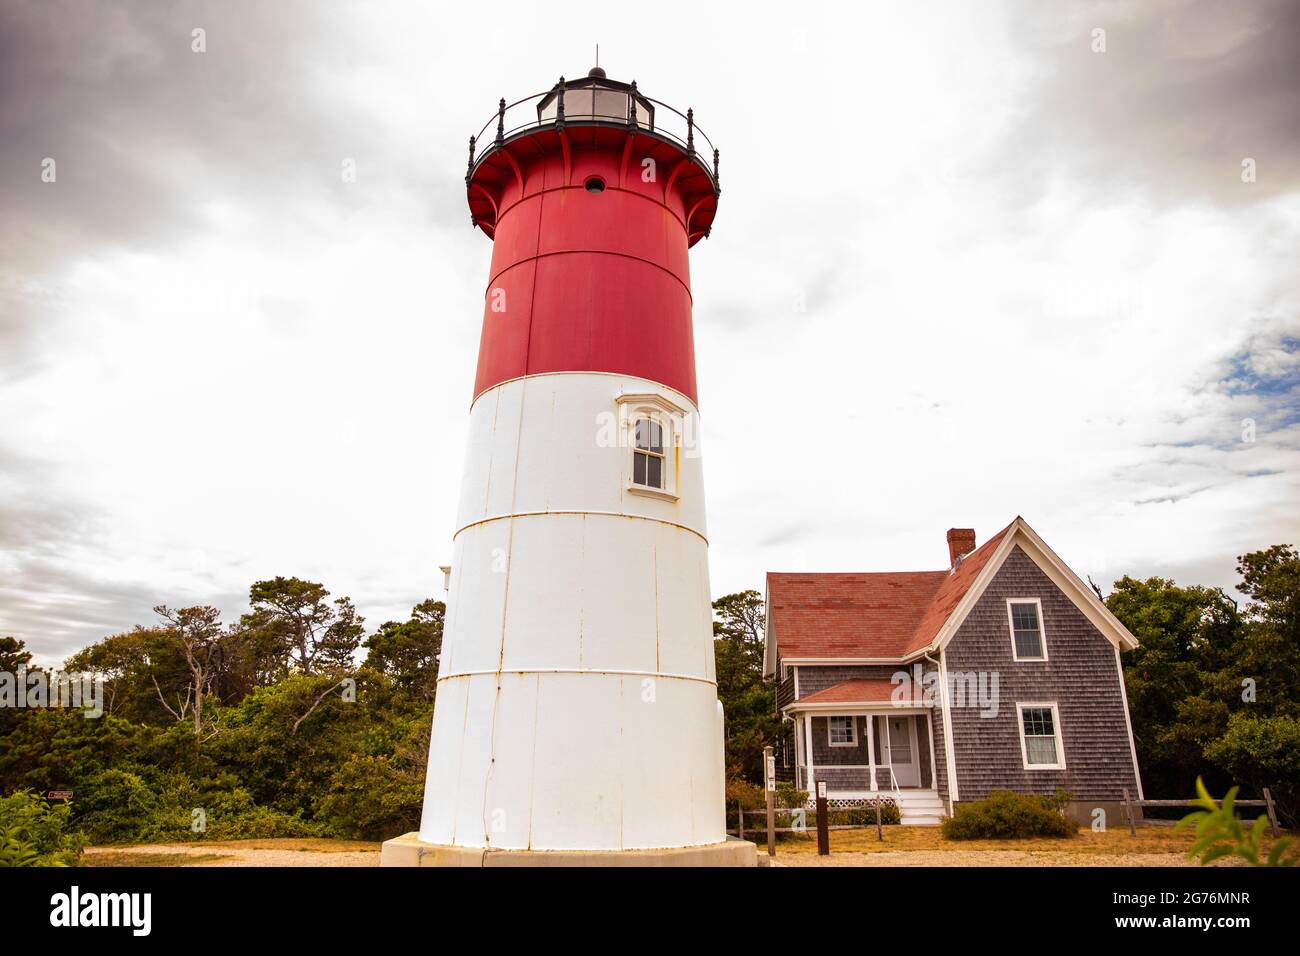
[1121, 787, 1281, 838]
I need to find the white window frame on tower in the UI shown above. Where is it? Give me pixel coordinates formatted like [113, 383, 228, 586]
[616, 393, 684, 502]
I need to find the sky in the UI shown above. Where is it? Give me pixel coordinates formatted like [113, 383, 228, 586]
[2, 0, 1298, 666]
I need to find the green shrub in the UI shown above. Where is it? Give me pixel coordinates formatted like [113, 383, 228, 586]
[942, 790, 1076, 840]
[725, 778, 766, 810]
[73, 768, 160, 844]
[317, 754, 423, 840]
[832, 798, 901, 826]
[73, 768, 321, 844]
[0, 791, 85, 866]
[774, 782, 807, 809]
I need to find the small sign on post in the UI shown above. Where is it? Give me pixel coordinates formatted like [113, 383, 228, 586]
[764, 746, 776, 857]
[816, 780, 829, 856]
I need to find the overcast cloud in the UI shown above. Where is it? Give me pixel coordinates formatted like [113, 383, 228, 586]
[2, 0, 1297, 665]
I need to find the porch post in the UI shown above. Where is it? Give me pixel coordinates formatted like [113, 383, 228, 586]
[866, 713, 877, 792]
[793, 716, 804, 789]
[803, 712, 815, 799]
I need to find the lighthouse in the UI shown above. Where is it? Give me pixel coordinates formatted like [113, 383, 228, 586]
[381, 67, 754, 865]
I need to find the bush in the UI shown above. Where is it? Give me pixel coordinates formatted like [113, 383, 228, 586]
[774, 782, 807, 809]
[832, 798, 901, 826]
[942, 790, 1076, 840]
[724, 778, 766, 810]
[73, 768, 321, 844]
[317, 755, 423, 840]
[0, 791, 85, 866]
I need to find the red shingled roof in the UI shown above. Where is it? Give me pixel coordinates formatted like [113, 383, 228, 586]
[767, 523, 1012, 662]
[795, 678, 900, 705]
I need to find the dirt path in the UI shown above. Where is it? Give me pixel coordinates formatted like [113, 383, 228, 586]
[85, 840, 381, 867]
[770, 849, 1200, 866]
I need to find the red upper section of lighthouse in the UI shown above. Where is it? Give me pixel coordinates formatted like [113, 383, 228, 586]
[464, 72, 720, 405]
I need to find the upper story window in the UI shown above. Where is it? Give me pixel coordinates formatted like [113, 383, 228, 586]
[1018, 703, 1065, 769]
[1007, 598, 1047, 661]
[828, 715, 857, 747]
[633, 418, 665, 489]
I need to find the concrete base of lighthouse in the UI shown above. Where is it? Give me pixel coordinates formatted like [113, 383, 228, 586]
[380, 833, 759, 868]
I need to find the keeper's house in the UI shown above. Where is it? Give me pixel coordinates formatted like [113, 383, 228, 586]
[764, 517, 1144, 825]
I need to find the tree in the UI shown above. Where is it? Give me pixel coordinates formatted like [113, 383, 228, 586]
[712, 590, 780, 783]
[64, 630, 152, 718]
[1108, 576, 1241, 799]
[152, 605, 224, 740]
[241, 577, 364, 676]
[0, 636, 32, 673]
[363, 599, 444, 701]
[1233, 545, 1300, 718]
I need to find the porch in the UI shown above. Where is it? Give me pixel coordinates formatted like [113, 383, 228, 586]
[788, 707, 946, 825]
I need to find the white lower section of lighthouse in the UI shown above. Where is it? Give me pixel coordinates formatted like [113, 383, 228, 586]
[416, 371, 727, 852]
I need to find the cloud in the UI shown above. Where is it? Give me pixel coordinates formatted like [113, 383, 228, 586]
[1000, 0, 1300, 209]
[1, 0, 1297, 664]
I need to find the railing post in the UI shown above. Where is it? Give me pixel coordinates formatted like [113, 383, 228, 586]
[1263, 787, 1280, 838]
[466, 135, 476, 184]
[686, 107, 694, 154]
[627, 80, 638, 129]
[495, 98, 505, 146]
[555, 76, 566, 129]
[713, 147, 721, 192]
[764, 744, 776, 857]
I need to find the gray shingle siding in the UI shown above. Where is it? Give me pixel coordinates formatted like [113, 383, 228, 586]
[796, 664, 902, 697]
[943, 545, 1139, 802]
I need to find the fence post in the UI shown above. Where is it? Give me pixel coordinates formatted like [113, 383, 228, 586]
[764, 745, 776, 857]
[816, 781, 830, 856]
[737, 800, 744, 840]
[1123, 788, 1136, 837]
[875, 798, 883, 842]
[1263, 787, 1280, 838]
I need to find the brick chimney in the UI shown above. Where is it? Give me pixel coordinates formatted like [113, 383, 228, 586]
[947, 528, 977, 568]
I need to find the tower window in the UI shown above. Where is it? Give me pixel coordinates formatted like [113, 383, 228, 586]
[632, 419, 664, 489]
[584, 175, 606, 193]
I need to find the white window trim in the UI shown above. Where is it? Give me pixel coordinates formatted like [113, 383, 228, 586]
[1016, 701, 1066, 770]
[827, 715, 858, 748]
[616, 393, 682, 502]
[1007, 597, 1048, 662]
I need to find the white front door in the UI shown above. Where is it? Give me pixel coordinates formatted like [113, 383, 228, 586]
[886, 716, 921, 788]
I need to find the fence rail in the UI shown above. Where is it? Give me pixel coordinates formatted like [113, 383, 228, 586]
[1121, 787, 1280, 838]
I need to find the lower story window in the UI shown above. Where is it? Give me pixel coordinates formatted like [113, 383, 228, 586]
[1019, 704, 1064, 768]
[828, 715, 857, 747]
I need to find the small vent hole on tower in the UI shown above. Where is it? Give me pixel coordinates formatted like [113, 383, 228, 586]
[584, 176, 606, 193]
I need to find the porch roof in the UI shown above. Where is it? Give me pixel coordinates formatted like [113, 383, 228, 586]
[788, 678, 899, 707]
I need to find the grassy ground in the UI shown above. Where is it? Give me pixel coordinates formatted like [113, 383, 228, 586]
[82, 827, 1292, 867]
[768, 824, 1293, 866]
